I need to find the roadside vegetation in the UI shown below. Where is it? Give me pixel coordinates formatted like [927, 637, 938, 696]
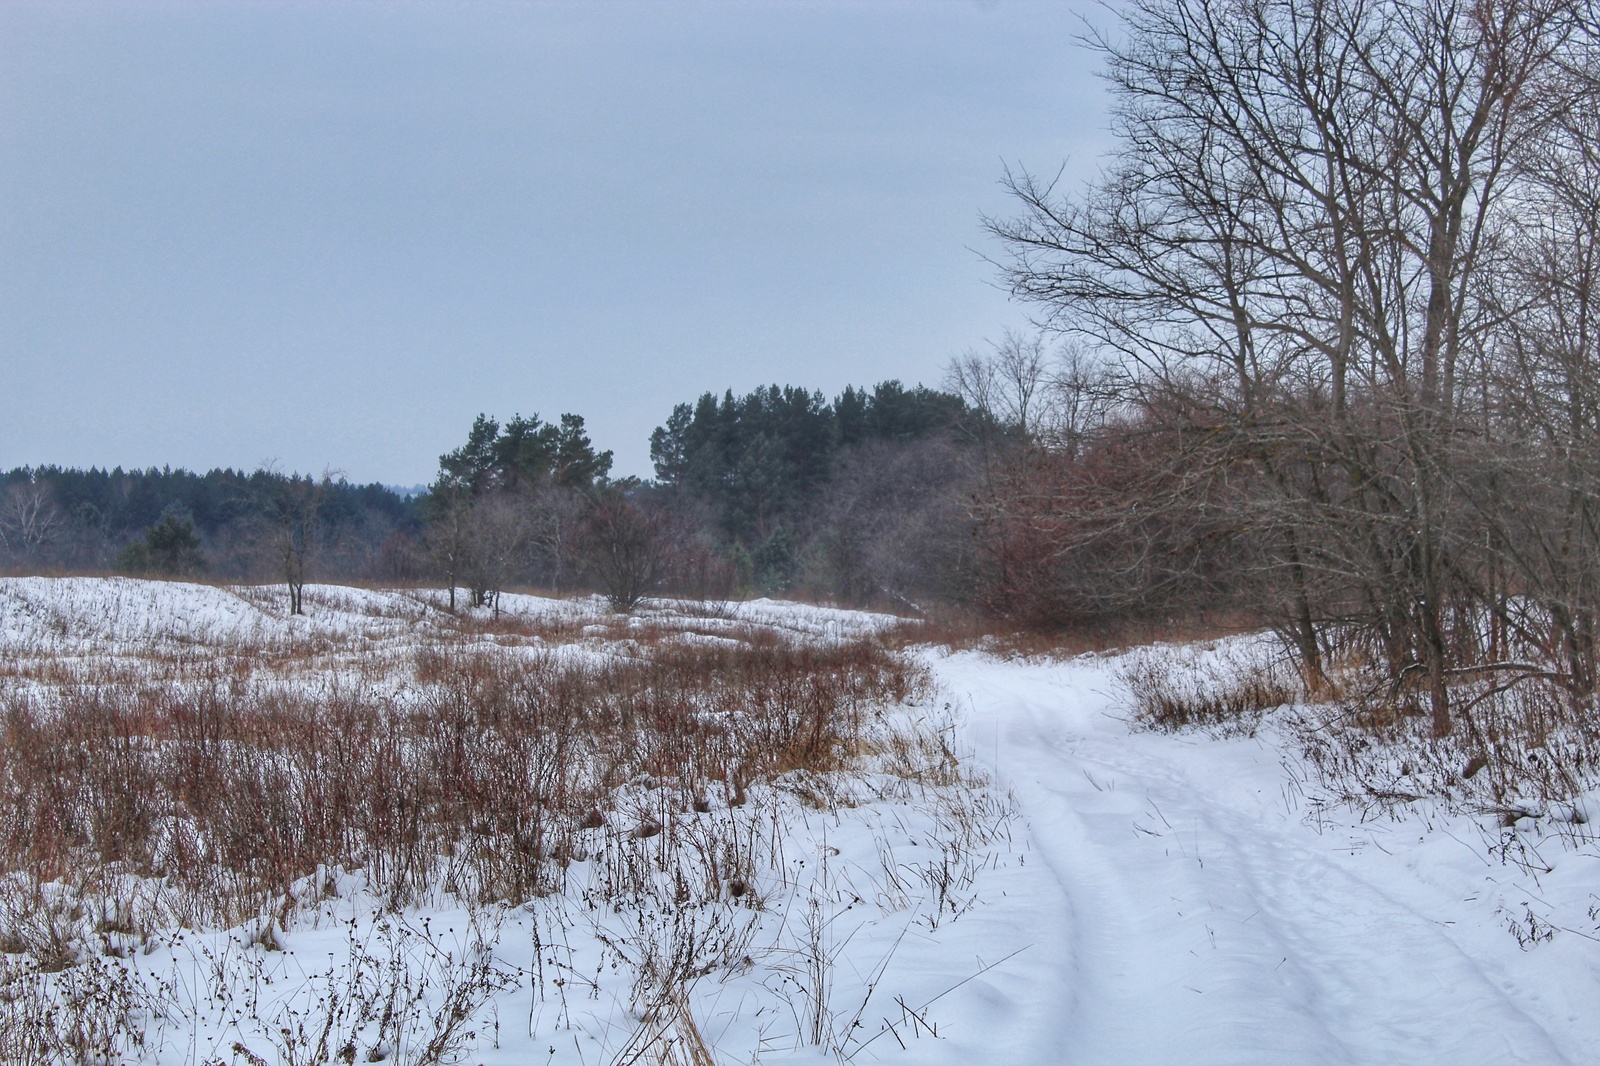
[0, 581, 1015, 1064]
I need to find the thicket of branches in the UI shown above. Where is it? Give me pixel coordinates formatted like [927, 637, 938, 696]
[411, 385, 983, 615]
[647, 382, 977, 606]
[418, 411, 615, 611]
[979, 0, 1600, 735]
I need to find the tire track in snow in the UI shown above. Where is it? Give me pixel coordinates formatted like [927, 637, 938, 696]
[931, 652, 1574, 1066]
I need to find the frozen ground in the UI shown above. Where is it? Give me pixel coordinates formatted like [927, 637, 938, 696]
[3, 579, 1598, 1064]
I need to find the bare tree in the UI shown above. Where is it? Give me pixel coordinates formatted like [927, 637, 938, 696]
[816, 436, 978, 611]
[581, 494, 671, 613]
[1469, 44, 1600, 695]
[947, 330, 1051, 440]
[526, 484, 587, 594]
[258, 468, 332, 616]
[462, 493, 532, 617]
[0, 482, 63, 566]
[424, 485, 473, 611]
[988, 0, 1589, 732]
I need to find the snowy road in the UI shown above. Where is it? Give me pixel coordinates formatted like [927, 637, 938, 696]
[928, 650, 1600, 1066]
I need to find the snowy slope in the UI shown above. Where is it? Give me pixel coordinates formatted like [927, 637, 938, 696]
[0, 579, 1018, 1064]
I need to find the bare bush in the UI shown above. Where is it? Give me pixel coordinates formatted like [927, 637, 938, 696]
[224, 913, 513, 1066]
[1289, 655, 1600, 827]
[0, 951, 149, 1065]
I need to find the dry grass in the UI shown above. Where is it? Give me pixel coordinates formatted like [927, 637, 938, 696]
[0, 633, 922, 922]
[1289, 657, 1600, 831]
[1120, 643, 1301, 733]
[0, 578, 1043, 1066]
[1116, 633, 1600, 841]
[0, 585, 953, 1062]
[895, 606, 1263, 661]
[0, 951, 149, 1065]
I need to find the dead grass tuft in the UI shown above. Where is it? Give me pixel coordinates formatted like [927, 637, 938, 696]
[1120, 643, 1301, 733]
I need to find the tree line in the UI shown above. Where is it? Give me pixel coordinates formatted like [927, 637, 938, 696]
[0, 384, 991, 617]
[0, 465, 420, 595]
[415, 384, 983, 614]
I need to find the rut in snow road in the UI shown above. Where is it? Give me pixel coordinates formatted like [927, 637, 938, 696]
[927, 649, 1598, 1066]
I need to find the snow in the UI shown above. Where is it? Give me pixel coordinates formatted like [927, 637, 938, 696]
[4, 577, 1598, 1063]
[930, 646, 1600, 1064]
[0, 578, 901, 657]
[63, 756, 1037, 1064]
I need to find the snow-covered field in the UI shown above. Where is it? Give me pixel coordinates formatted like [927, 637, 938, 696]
[3, 578, 1597, 1064]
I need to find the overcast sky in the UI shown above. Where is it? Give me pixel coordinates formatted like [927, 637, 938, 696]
[1, 1, 1109, 485]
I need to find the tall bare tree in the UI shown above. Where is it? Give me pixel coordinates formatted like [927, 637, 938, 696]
[259, 469, 332, 616]
[582, 493, 671, 613]
[989, 0, 1590, 732]
[462, 493, 532, 617]
[0, 482, 63, 566]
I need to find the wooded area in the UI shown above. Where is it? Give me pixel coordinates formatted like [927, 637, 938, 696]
[981, 0, 1600, 735]
[0, 465, 420, 589]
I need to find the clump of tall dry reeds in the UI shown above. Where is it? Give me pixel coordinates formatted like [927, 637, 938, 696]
[1120, 643, 1300, 734]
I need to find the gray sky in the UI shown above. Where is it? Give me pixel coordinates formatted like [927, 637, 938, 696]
[1, 1, 1108, 484]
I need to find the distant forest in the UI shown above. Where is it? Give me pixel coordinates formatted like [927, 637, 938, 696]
[0, 378, 1014, 617]
[0, 464, 422, 582]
